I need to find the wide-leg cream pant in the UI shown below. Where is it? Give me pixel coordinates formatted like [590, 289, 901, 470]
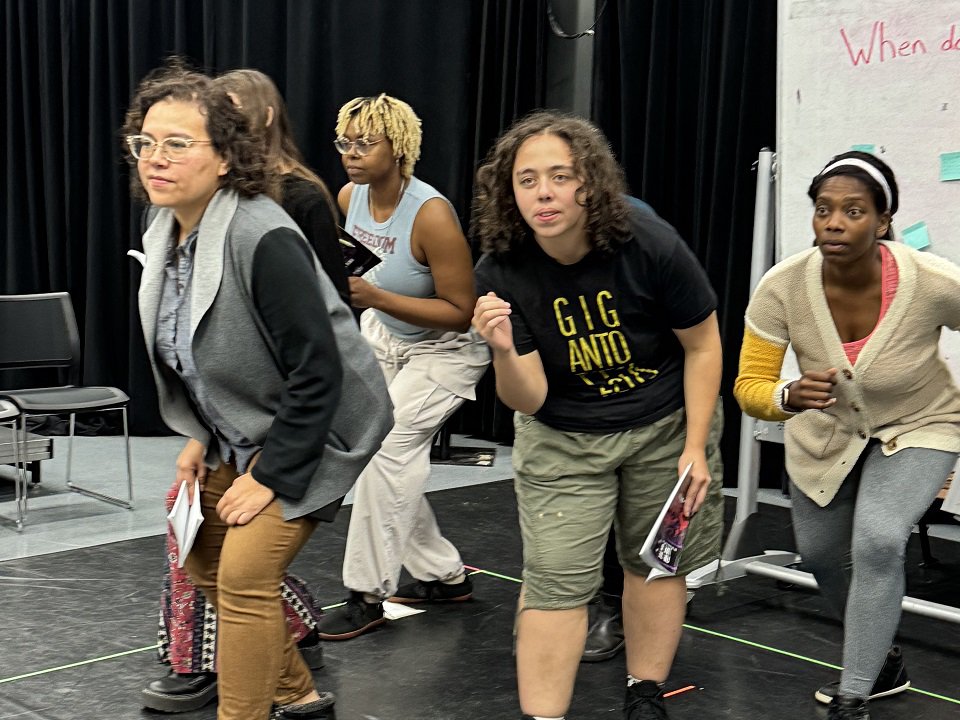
[342, 311, 490, 598]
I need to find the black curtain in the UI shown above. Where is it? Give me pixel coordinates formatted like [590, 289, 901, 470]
[593, 0, 778, 484]
[1, 0, 548, 435]
[452, 0, 549, 443]
[3, 0, 778, 461]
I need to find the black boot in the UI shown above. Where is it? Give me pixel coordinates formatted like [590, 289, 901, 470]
[297, 629, 325, 669]
[141, 670, 218, 712]
[582, 592, 624, 662]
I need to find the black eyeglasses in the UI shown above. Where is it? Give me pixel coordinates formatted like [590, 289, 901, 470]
[333, 136, 385, 157]
[126, 135, 214, 163]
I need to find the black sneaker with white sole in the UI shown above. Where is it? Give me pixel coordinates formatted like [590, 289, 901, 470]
[815, 645, 910, 705]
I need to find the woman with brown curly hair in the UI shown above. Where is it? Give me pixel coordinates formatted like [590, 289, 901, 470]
[471, 112, 724, 720]
[140, 68, 352, 714]
[124, 64, 392, 719]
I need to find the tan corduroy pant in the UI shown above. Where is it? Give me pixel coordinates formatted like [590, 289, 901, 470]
[185, 461, 318, 719]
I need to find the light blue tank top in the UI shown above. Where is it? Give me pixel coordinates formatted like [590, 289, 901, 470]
[345, 176, 457, 340]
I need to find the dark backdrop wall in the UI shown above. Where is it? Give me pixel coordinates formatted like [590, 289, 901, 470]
[593, 0, 778, 483]
[2, 0, 776, 485]
[1, 0, 546, 433]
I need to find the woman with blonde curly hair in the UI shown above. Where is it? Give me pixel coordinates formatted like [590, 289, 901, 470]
[471, 111, 724, 720]
[124, 64, 391, 719]
[315, 94, 490, 639]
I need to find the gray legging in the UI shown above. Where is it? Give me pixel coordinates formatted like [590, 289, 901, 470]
[791, 441, 957, 698]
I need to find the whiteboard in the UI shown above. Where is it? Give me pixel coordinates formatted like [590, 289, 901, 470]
[777, 0, 960, 369]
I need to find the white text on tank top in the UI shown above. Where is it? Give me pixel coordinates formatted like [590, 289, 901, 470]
[345, 177, 453, 340]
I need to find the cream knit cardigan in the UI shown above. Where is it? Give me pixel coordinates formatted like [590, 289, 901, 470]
[735, 241, 960, 506]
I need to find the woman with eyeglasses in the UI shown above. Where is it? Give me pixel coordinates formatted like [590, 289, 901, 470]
[123, 64, 391, 720]
[139, 68, 353, 714]
[315, 94, 490, 640]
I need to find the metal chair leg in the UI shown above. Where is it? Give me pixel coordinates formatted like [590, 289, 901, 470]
[123, 408, 134, 505]
[64, 408, 134, 510]
[12, 415, 29, 530]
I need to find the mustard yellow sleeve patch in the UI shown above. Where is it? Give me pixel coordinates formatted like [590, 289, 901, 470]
[734, 327, 790, 422]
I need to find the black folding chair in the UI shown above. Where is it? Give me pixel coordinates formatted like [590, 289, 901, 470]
[0, 293, 133, 523]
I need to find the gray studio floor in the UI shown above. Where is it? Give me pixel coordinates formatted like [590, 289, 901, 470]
[0, 434, 512, 561]
[3, 435, 960, 720]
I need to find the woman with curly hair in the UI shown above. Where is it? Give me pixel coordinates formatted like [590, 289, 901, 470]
[124, 64, 391, 719]
[471, 111, 724, 720]
[314, 94, 490, 639]
[140, 68, 352, 714]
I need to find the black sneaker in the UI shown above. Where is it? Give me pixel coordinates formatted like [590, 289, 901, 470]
[273, 691, 337, 719]
[624, 680, 669, 720]
[815, 646, 910, 704]
[388, 576, 473, 604]
[827, 696, 870, 720]
[141, 670, 218, 712]
[315, 593, 385, 640]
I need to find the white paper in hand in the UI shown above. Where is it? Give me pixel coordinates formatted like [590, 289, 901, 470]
[167, 480, 204, 568]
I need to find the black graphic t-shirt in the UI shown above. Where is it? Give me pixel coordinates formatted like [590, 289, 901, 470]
[474, 206, 716, 433]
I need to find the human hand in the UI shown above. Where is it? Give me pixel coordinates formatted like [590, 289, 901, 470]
[348, 276, 382, 309]
[216, 472, 276, 526]
[677, 448, 711, 518]
[786, 368, 838, 411]
[176, 438, 208, 503]
[472, 292, 515, 353]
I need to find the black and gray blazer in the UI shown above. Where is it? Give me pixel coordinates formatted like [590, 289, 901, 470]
[138, 189, 392, 520]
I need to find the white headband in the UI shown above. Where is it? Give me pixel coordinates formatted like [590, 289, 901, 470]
[819, 158, 893, 211]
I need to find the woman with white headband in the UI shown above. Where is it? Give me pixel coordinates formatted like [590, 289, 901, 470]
[734, 151, 960, 720]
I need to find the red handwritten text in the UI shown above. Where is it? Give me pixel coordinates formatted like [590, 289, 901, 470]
[840, 21, 928, 66]
[942, 24, 960, 51]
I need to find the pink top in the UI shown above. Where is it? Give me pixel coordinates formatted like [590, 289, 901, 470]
[842, 243, 899, 365]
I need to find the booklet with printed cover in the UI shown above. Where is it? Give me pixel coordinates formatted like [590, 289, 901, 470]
[639, 463, 694, 580]
[337, 226, 382, 277]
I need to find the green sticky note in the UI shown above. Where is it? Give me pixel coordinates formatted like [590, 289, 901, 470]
[940, 152, 960, 181]
[850, 144, 876, 154]
[901, 221, 931, 250]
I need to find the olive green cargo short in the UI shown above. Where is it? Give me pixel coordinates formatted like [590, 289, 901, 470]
[513, 402, 724, 610]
